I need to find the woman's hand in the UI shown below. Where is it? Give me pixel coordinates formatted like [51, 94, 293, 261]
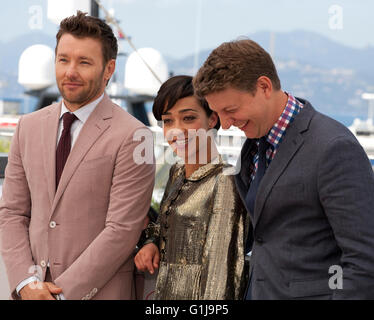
[135, 243, 160, 274]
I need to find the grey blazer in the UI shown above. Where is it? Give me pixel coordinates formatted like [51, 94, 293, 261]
[235, 99, 374, 299]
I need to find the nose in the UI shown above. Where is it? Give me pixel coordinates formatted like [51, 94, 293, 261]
[165, 127, 186, 142]
[220, 115, 234, 130]
[65, 63, 79, 80]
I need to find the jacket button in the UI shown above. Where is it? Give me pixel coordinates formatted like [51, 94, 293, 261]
[49, 221, 57, 229]
[40, 260, 47, 268]
[256, 237, 264, 244]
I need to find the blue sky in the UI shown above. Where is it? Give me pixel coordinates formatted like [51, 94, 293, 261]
[1, 0, 374, 58]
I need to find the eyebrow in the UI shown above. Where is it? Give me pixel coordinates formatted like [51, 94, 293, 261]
[79, 56, 94, 61]
[162, 108, 199, 116]
[57, 53, 94, 61]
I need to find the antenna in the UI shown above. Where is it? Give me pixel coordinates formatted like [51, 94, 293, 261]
[362, 93, 374, 123]
[269, 32, 275, 60]
[91, 0, 99, 17]
[193, 0, 203, 74]
[94, 0, 163, 84]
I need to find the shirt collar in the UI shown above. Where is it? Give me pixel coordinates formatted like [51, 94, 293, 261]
[174, 155, 224, 182]
[187, 155, 224, 181]
[265, 92, 304, 149]
[60, 93, 104, 124]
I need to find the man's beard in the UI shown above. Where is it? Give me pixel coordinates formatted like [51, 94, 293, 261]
[58, 69, 105, 106]
[60, 81, 101, 105]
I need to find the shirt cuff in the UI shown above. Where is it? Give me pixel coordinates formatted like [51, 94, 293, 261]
[16, 276, 41, 296]
[143, 236, 160, 247]
[58, 293, 66, 300]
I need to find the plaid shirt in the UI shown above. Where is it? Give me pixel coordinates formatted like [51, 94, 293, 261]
[250, 93, 304, 182]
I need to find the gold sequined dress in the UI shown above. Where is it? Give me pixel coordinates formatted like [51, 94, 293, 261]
[145, 157, 247, 300]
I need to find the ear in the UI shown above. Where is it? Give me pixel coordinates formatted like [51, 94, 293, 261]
[208, 112, 218, 129]
[104, 59, 116, 83]
[256, 76, 273, 98]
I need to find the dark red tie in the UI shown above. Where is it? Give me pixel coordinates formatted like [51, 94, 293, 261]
[56, 112, 77, 188]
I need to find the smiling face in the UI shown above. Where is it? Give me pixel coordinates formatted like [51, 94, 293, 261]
[161, 96, 217, 164]
[205, 84, 276, 139]
[55, 33, 115, 111]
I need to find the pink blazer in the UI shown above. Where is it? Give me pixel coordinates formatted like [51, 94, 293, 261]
[0, 94, 155, 300]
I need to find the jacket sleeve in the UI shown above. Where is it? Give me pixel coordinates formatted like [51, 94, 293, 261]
[200, 173, 246, 300]
[54, 127, 155, 300]
[318, 135, 374, 299]
[0, 117, 36, 299]
[142, 164, 178, 248]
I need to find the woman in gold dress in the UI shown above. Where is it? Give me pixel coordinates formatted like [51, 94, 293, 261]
[135, 75, 247, 300]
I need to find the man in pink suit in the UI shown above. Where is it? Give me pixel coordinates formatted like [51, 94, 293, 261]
[0, 11, 155, 300]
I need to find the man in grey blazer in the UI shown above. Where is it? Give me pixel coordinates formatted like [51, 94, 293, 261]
[193, 39, 374, 299]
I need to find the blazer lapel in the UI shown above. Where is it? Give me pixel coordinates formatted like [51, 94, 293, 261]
[41, 102, 61, 207]
[51, 95, 113, 216]
[253, 102, 315, 229]
[234, 138, 255, 213]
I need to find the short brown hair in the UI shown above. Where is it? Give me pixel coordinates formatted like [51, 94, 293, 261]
[55, 11, 118, 66]
[153, 75, 220, 130]
[193, 39, 281, 97]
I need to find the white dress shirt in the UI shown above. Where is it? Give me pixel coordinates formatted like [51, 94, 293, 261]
[57, 93, 104, 148]
[16, 93, 104, 299]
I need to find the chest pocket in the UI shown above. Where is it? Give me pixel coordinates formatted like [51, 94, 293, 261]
[80, 155, 112, 170]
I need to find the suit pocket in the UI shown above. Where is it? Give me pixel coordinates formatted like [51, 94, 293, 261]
[289, 278, 331, 298]
[74, 155, 113, 212]
[81, 155, 112, 170]
[273, 182, 304, 195]
[271, 183, 305, 203]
